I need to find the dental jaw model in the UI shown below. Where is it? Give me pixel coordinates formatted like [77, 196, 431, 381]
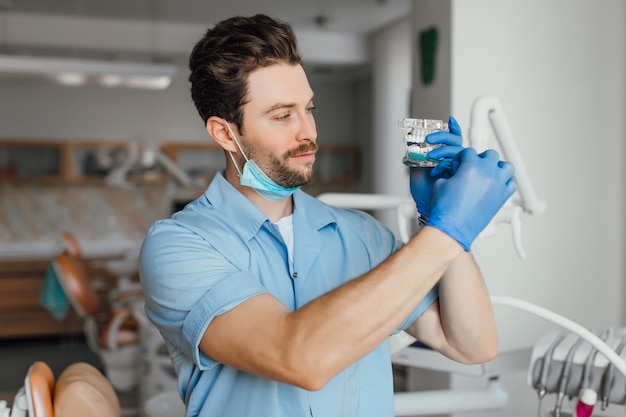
[400, 118, 449, 167]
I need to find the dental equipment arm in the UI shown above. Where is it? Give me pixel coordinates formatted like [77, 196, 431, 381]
[106, 141, 205, 189]
[469, 96, 547, 259]
[143, 143, 205, 188]
[106, 141, 140, 190]
[317, 193, 418, 245]
[392, 295, 626, 416]
[491, 296, 626, 379]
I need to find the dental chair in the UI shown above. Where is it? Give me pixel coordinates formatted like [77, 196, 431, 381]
[53, 233, 178, 417]
[1, 361, 120, 417]
[51, 248, 142, 416]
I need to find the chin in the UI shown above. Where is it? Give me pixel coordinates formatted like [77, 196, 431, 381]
[288, 167, 313, 186]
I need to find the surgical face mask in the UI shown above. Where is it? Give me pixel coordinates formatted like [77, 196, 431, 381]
[225, 123, 300, 201]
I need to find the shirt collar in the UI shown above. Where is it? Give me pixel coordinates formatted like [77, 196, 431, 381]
[202, 171, 338, 241]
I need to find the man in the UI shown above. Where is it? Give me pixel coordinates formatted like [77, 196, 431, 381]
[139, 14, 516, 417]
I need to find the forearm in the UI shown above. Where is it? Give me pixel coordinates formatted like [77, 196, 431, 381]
[202, 226, 464, 390]
[407, 251, 498, 364]
[282, 226, 463, 387]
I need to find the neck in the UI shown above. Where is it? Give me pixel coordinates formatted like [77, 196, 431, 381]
[223, 165, 294, 222]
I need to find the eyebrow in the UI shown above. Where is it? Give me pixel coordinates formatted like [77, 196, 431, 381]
[262, 95, 315, 115]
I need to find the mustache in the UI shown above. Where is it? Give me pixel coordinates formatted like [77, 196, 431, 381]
[285, 142, 319, 158]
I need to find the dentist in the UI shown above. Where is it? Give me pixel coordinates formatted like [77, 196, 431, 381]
[139, 13, 516, 417]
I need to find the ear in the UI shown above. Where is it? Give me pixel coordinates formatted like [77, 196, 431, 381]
[206, 116, 239, 153]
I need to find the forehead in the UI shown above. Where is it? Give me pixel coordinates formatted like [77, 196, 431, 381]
[244, 63, 313, 112]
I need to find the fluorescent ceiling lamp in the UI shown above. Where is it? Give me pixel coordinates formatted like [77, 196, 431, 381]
[0, 54, 177, 89]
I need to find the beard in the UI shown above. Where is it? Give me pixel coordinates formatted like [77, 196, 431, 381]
[244, 141, 319, 188]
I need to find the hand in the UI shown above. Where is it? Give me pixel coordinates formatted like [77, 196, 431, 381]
[427, 115, 464, 176]
[409, 166, 436, 218]
[409, 115, 464, 218]
[426, 148, 517, 251]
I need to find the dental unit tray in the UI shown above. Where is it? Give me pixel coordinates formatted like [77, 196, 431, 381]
[529, 328, 626, 407]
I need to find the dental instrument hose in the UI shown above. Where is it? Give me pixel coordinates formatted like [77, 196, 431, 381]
[490, 296, 626, 379]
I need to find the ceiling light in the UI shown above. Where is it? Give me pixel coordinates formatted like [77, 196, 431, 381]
[54, 72, 87, 86]
[0, 54, 177, 89]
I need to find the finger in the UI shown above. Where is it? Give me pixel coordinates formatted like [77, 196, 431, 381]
[457, 147, 479, 161]
[427, 145, 463, 160]
[426, 131, 463, 146]
[431, 158, 459, 177]
[497, 160, 516, 177]
[505, 176, 518, 196]
[477, 149, 501, 162]
[448, 115, 462, 136]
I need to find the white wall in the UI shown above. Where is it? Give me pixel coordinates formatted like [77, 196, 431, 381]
[410, 0, 451, 118]
[0, 72, 206, 141]
[370, 17, 414, 234]
[409, 1, 626, 417]
[0, 65, 365, 146]
[452, 0, 625, 346]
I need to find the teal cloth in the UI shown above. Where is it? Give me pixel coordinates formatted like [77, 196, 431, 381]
[39, 264, 69, 321]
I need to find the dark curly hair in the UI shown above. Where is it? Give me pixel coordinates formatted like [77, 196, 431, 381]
[189, 14, 302, 132]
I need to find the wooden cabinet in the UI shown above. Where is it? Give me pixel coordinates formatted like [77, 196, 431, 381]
[162, 142, 225, 183]
[0, 139, 168, 184]
[66, 141, 131, 182]
[66, 141, 167, 184]
[1, 139, 361, 189]
[163, 142, 360, 186]
[0, 140, 68, 182]
[0, 257, 123, 339]
[0, 260, 83, 339]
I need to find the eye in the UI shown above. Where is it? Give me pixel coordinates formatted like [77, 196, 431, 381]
[307, 105, 317, 113]
[274, 112, 291, 121]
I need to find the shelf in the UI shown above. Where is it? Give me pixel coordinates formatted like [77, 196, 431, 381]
[0, 140, 67, 182]
[0, 259, 83, 339]
[66, 141, 167, 184]
[0, 139, 170, 184]
[162, 142, 225, 183]
[0, 139, 361, 189]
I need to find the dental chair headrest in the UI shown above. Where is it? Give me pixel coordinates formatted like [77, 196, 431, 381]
[52, 252, 101, 319]
[54, 362, 121, 417]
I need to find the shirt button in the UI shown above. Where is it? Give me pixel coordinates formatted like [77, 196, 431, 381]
[293, 272, 298, 278]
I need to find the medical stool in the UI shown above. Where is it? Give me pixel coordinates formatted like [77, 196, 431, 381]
[0, 361, 120, 417]
[130, 301, 179, 417]
[51, 251, 142, 416]
[142, 391, 185, 417]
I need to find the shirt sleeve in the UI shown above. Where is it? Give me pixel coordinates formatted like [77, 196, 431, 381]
[394, 283, 439, 333]
[139, 219, 268, 370]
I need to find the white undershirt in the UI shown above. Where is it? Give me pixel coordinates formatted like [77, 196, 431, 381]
[274, 214, 294, 264]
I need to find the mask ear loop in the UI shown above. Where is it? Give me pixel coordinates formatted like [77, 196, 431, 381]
[225, 122, 249, 177]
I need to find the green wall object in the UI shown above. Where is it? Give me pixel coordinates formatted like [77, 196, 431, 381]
[418, 26, 439, 86]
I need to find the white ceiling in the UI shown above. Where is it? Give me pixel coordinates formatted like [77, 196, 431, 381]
[1, 0, 412, 36]
[0, 0, 412, 77]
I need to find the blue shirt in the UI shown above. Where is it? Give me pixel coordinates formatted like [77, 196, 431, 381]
[139, 172, 438, 417]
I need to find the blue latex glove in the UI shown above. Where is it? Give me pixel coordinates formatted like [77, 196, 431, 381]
[409, 166, 437, 218]
[409, 115, 464, 218]
[426, 148, 517, 251]
[426, 115, 464, 176]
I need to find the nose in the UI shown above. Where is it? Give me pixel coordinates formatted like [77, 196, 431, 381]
[296, 112, 317, 142]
